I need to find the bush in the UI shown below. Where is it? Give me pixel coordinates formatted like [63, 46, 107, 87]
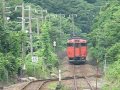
[103, 56, 120, 89]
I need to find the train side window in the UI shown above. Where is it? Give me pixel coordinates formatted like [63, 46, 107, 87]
[81, 43, 86, 46]
[67, 43, 73, 46]
[75, 43, 80, 47]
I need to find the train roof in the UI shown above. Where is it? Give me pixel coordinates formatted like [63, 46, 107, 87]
[67, 37, 87, 43]
[69, 37, 81, 39]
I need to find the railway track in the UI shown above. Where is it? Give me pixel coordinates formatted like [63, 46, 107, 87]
[73, 65, 95, 90]
[21, 79, 56, 90]
[21, 80, 44, 90]
[4, 57, 102, 90]
[73, 65, 78, 90]
[60, 58, 102, 90]
[4, 67, 101, 90]
[19, 62, 102, 90]
[5, 57, 101, 90]
[84, 76, 94, 90]
[20, 75, 96, 90]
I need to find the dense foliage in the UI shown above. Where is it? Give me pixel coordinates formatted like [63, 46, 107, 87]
[24, 0, 107, 33]
[89, 0, 120, 89]
[89, 0, 120, 61]
[0, 0, 81, 82]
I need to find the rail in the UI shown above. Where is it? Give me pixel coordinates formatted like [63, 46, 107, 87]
[84, 76, 94, 90]
[73, 65, 78, 90]
[21, 76, 93, 90]
[73, 65, 95, 90]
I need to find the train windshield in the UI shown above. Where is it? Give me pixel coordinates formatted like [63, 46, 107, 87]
[67, 43, 74, 47]
[81, 43, 87, 46]
[75, 43, 80, 48]
[67, 43, 87, 47]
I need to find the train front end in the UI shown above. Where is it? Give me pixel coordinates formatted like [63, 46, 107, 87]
[67, 37, 87, 64]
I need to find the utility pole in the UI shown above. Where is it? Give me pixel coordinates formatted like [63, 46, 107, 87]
[16, 3, 25, 32]
[72, 14, 77, 36]
[21, 5, 34, 76]
[36, 18, 39, 35]
[58, 14, 65, 86]
[21, 3, 25, 62]
[28, 5, 33, 57]
[16, 4, 26, 62]
[16, 5, 47, 57]
[96, 59, 99, 90]
[59, 14, 65, 37]
[34, 9, 47, 35]
[69, 14, 77, 36]
[22, 3, 25, 31]
[104, 54, 107, 75]
[15, 2, 26, 77]
[2, 0, 6, 30]
[16, 4, 48, 77]
[2, 0, 11, 28]
[2, 0, 11, 84]
[2, 0, 9, 79]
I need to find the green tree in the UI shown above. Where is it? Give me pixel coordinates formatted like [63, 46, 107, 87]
[41, 22, 57, 66]
[89, 0, 120, 61]
[89, 1, 120, 89]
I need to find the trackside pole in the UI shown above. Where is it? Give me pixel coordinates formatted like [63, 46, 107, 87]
[56, 69, 62, 90]
[96, 59, 98, 90]
[59, 69, 61, 85]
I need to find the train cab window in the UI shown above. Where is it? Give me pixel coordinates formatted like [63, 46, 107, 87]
[67, 43, 73, 47]
[75, 43, 80, 48]
[81, 43, 87, 46]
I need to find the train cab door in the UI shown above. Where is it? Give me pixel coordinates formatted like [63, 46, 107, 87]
[80, 43, 87, 58]
[74, 43, 80, 58]
[67, 43, 74, 59]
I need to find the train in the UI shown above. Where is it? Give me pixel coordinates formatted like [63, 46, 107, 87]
[66, 37, 87, 64]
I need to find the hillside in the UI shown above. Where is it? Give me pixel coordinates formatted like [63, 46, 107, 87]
[0, 0, 120, 89]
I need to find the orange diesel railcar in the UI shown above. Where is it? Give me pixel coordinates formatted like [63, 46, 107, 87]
[67, 37, 87, 63]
